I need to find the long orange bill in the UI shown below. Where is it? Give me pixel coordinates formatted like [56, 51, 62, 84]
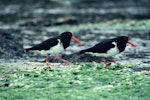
[127, 40, 137, 47]
[71, 36, 82, 45]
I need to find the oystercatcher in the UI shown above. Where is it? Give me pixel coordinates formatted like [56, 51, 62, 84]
[79, 36, 136, 68]
[25, 32, 81, 65]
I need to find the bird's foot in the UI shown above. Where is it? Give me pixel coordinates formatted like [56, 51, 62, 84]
[37, 63, 52, 71]
[103, 58, 108, 69]
[103, 58, 115, 69]
[40, 66, 52, 71]
[46, 54, 51, 66]
[46, 61, 50, 66]
[105, 64, 108, 69]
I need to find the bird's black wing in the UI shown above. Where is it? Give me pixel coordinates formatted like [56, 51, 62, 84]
[92, 41, 115, 53]
[26, 37, 59, 51]
[80, 39, 115, 53]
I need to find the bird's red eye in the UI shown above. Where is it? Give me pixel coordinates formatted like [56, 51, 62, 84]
[69, 33, 71, 36]
[124, 38, 127, 40]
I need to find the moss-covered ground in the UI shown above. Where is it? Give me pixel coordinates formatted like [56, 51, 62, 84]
[0, 62, 149, 100]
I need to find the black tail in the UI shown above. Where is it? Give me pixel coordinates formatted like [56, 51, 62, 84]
[79, 50, 86, 54]
[24, 48, 31, 52]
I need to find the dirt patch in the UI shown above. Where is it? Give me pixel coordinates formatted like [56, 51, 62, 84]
[0, 30, 23, 61]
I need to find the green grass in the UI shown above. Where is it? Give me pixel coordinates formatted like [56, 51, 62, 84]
[1, 19, 150, 99]
[0, 63, 150, 100]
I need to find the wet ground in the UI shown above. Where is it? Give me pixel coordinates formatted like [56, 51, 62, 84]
[0, 0, 150, 68]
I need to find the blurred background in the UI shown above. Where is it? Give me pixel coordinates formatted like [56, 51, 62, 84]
[0, 0, 150, 64]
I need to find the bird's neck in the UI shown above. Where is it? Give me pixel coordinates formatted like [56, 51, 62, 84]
[117, 43, 126, 52]
[60, 39, 70, 49]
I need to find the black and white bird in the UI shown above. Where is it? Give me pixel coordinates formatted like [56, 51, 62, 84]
[79, 36, 136, 68]
[25, 32, 81, 65]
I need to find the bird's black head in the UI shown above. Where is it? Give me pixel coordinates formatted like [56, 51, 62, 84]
[116, 36, 136, 52]
[59, 32, 81, 49]
[117, 36, 129, 42]
[115, 36, 129, 52]
[59, 32, 72, 49]
[60, 32, 73, 39]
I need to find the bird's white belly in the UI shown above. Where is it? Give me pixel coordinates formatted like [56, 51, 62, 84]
[106, 47, 120, 57]
[40, 42, 64, 55]
[87, 46, 120, 57]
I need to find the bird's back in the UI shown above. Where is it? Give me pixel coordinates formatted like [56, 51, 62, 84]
[25, 37, 59, 51]
[80, 38, 115, 54]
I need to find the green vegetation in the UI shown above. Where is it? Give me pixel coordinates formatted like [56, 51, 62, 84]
[1, 19, 150, 100]
[0, 63, 150, 100]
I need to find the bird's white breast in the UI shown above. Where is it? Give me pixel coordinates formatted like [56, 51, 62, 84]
[40, 39, 64, 55]
[106, 44, 119, 57]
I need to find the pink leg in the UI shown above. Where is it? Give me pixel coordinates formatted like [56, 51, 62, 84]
[102, 58, 116, 69]
[46, 54, 50, 66]
[103, 58, 108, 69]
[38, 54, 51, 71]
[55, 56, 72, 64]
[108, 58, 116, 63]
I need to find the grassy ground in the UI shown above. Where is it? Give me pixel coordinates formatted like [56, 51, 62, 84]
[0, 62, 150, 100]
[0, 19, 150, 100]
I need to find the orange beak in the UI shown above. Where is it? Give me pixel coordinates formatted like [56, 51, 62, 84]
[127, 40, 137, 47]
[71, 36, 82, 45]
